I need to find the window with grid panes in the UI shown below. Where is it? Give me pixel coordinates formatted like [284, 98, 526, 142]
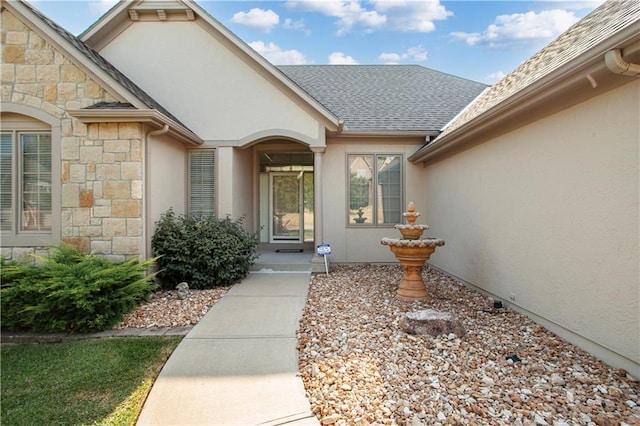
[347, 154, 402, 226]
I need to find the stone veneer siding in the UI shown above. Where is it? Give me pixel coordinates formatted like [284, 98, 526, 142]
[1, 9, 144, 261]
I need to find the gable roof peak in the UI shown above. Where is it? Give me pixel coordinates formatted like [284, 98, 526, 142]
[6, 0, 201, 144]
[81, 0, 340, 130]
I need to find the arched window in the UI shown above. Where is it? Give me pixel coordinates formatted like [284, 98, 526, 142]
[1, 108, 60, 245]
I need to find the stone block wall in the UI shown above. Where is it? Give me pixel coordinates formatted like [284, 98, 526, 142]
[61, 122, 144, 261]
[1, 9, 144, 261]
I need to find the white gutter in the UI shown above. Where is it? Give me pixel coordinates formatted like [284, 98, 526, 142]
[605, 49, 640, 76]
[142, 124, 170, 259]
[336, 130, 440, 139]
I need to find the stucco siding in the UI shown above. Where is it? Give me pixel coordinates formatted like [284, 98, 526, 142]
[232, 147, 254, 227]
[147, 132, 187, 228]
[98, 22, 323, 144]
[322, 138, 429, 263]
[422, 81, 640, 375]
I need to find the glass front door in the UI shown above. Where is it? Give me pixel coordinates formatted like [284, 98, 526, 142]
[270, 173, 302, 242]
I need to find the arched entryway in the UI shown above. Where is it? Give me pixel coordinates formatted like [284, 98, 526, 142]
[258, 151, 314, 245]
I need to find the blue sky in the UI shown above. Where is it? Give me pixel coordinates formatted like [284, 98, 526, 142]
[28, 0, 605, 83]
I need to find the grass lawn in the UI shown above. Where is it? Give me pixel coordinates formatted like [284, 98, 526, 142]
[1, 336, 181, 425]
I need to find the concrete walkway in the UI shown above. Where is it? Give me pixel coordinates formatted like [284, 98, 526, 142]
[137, 271, 319, 425]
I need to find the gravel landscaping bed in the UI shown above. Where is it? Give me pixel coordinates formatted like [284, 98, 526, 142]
[297, 265, 640, 426]
[116, 286, 230, 329]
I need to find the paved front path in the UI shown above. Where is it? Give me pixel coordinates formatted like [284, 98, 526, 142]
[136, 271, 319, 425]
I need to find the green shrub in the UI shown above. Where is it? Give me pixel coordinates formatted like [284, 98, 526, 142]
[1, 245, 156, 333]
[151, 210, 259, 289]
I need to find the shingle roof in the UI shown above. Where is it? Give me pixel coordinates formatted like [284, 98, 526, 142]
[18, 1, 488, 137]
[19, 0, 187, 127]
[438, 0, 640, 138]
[84, 102, 135, 109]
[278, 65, 488, 133]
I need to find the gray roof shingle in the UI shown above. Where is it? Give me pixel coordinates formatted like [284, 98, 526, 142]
[278, 65, 488, 133]
[19, 0, 488, 137]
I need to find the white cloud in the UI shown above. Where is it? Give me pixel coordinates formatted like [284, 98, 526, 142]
[369, 0, 452, 32]
[283, 18, 312, 36]
[542, 0, 606, 11]
[451, 9, 580, 49]
[287, 1, 385, 36]
[486, 70, 507, 83]
[405, 45, 427, 61]
[328, 52, 359, 64]
[378, 45, 427, 64]
[286, 0, 451, 35]
[378, 52, 401, 64]
[232, 8, 279, 33]
[249, 41, 307, 65]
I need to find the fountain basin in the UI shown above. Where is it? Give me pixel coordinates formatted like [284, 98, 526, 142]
[381, 237, 442, 248]
[382, 201, 445, 302]
[381, 237, 445, 301]
[395, 224, 429, 240]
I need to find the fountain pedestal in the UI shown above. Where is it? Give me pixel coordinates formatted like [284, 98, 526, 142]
[381, 202, 445, 301]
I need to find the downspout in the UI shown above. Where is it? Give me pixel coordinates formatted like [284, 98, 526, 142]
[143, 124, 170, 259]
[605, 49, 640, 77]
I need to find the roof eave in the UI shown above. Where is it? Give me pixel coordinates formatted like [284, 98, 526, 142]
[80, 0, 341, 132]
[68, 109, 203, 146]
[6, 1, 149, 111]
[186, 1, 341, 131]
[409, 24, 640, 164]
[78, 0, 133, 44]
[334, 130, 440, 139]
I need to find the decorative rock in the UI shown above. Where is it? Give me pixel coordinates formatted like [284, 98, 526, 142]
[111, 265, 640, 425]
[176, 282, 189, 300]
[550, 373, 565, 386]
[411, 415, 423, 426]
[608, 386, 623, 398]
[322, 415, 339, 425]
[482, 376, 495, 387]
[400, 309, 465, 338]
[117, 286, 229, 328]
[534, 414, 549, 425]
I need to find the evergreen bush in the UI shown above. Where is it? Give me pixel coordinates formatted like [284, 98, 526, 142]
[0, 245, 156, 333]
[151, 210, 259, 289]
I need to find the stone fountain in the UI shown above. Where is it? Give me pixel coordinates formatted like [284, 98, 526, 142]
[381, 202, 445, 301]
